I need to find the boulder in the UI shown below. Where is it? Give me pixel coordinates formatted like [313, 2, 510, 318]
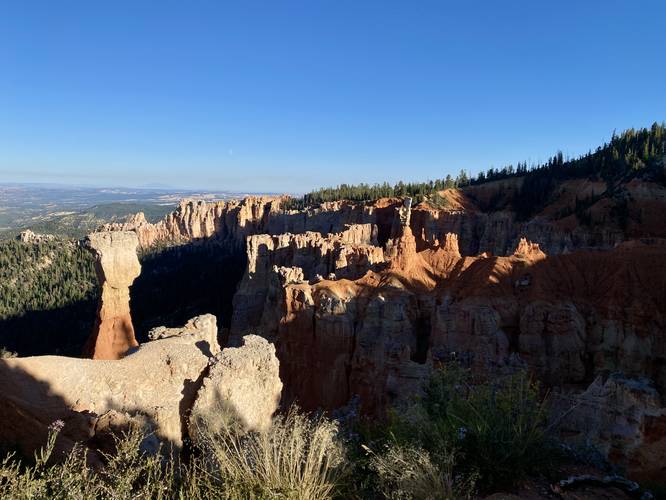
[189, 335, 282, 442]
[554, 373, 666, 482]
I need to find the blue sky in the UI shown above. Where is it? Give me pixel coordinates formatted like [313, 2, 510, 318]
[1, 1, 664, 193]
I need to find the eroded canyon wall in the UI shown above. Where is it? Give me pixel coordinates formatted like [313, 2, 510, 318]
[104, 194, 634, 257]
[227, 214, 666, 479]
[101, 189, 666, 479]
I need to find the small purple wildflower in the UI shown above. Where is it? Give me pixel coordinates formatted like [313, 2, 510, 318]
[48, 419, 65, 432]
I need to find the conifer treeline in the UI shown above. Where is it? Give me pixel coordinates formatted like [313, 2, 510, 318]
[285, 123, 666, 208]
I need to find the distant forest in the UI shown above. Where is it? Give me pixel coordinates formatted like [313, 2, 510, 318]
[284, 123, 666, 209]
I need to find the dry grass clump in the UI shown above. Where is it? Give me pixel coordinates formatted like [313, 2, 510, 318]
[0, 406, 348, 500]
[0, 425, 173, 500]
[367, 445, 463, 500]
[195, 406, 347, 499]
[0, 347, 17, 358]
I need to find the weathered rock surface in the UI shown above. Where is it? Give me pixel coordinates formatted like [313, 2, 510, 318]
[513, 237, 547, 260]
[189, 334, 282, 442]
[0, 315, 282, 462]
[17, 229, 55, 244]
[105, 177, 666, 259]
[231, 224, 384, 335]
[84, 231, 141, 360]
[103, 197, 385, 250]
[226, 221, 666, 478]
[554, 374, 666, 481]
[95, 182, 666, 479]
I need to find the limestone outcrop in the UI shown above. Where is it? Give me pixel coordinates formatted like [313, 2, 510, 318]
[101, 198, 279, 248]
[513, 237, 547, 260]
[104, 178, 666, 258]
[102, 197, 383, 250]
[438, 232, 461, 257]
[84, 231, 141, 360]
[17, 229, 55, 244]
[189, 334, 282, 443]
[0, 315, 281, 462]
[554, 374, 666, 481]
[231, 224, 384, 335]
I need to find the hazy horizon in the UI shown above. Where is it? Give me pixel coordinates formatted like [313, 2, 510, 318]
[0, 179, 284, 195]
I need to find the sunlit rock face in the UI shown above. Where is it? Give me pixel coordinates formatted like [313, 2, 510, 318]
[0, 315, 281, 463]
[84, 231, 141, 360]
[231, 224, 384, 336]
[188, 334, 282, 445]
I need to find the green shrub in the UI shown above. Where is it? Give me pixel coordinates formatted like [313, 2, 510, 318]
[427, 367, 557, 491]
[354, 365, 559, 495]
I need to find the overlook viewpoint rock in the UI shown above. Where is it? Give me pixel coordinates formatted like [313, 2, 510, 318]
[0, 315, 281, 463]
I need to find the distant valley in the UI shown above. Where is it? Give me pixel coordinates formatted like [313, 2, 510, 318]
[0, 183, 276, 239]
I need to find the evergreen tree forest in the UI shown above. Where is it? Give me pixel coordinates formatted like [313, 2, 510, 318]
[0, 239, 98, 355]
[285, 123, 666, 210]
[0, 239, 97, 321]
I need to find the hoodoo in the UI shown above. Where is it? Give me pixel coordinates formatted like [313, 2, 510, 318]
[83, 231, 141, 360]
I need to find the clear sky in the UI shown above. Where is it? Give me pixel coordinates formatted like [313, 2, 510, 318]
[1, 1, 665, 193]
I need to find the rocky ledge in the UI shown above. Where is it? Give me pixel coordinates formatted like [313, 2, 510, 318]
[0, 314, 281, 464]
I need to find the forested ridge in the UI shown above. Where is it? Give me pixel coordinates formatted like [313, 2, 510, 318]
[0, 239, 97, 320]
[285, 123, 666, 208]
[0, 239, 98, 356]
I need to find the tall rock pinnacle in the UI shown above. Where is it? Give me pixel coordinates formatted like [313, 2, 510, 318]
[83, 231, 141, 359]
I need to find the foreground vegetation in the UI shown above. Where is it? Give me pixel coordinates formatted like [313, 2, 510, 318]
[0, 368, 566, 499]
[1, 408, 346, 500]
[350, 366, 561, 498]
